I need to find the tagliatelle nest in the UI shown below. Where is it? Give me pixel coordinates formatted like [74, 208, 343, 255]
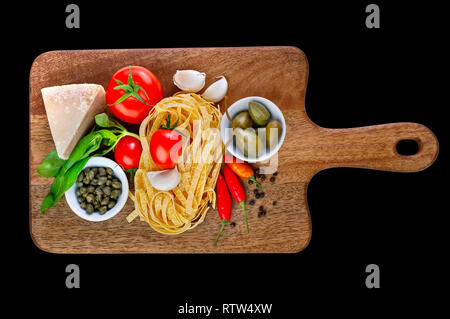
[127, 93, 223, 234]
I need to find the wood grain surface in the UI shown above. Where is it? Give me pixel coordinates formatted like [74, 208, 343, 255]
[29, 47, 439, 253]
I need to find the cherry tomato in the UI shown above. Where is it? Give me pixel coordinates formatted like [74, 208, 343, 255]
[114, 136, 143, 170]
[106, 66, 163, 124]
[150, 129, 182, 169]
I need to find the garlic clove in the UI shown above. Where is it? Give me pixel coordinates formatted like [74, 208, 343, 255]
[201, 76, 228, 103]
[173, 70, 206, 93]
[147, 167, 181, 191]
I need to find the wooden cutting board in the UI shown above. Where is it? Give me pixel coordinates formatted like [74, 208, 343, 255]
[29, 46, 439, 253]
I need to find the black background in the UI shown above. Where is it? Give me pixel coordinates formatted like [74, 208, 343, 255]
[7, 0, 448, 316]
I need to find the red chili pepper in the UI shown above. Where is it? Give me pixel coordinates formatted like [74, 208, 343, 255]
[214, 172, 232, 246]
[224, 155, 264, 191]
[223, 164, 249, 233]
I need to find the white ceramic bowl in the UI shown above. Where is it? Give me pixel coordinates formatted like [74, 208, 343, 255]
[220, 96, 286, 163]
[65, 157, 129, 222]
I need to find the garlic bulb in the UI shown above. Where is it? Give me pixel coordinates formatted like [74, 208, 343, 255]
[201, 76, 228, 103]
[147, 167, 181, 191]
[173, 70, 206, 92]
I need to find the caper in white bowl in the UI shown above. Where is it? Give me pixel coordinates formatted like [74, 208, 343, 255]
[65, 156, 129, 222]
[75, 166, 122, 215]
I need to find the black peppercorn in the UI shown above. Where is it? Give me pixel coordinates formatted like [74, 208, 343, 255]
[259, 206, 264, 211]
[260, 175, 266, 181]
[273, 171, 278, 176]
[258, 211, 264, 218]
[273, 201, 277, 206]
[248, 179, 253, 185]
[255, 193, 261, 199]
[230, 222, 236, 228]
[260, 192, 265, 198]
[249, 199, 255, 205]
[270, 177, 276, 183]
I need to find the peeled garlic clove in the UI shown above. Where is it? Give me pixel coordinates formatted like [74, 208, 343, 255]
[147, 167, 181, 191]
[173, 70, 206, 92]
[201, 76, 228, 103]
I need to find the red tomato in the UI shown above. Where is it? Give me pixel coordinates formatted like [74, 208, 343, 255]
[114, 136, 143, 170]
[106, 66, 163, 124]
[150, 129, 182, 169]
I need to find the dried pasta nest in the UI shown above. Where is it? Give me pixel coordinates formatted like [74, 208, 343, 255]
[127, 93, 223, 235]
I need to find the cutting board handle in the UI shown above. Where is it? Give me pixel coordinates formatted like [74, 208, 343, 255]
[315, 122, 439, 172]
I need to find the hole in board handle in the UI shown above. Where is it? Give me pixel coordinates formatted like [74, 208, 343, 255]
[396, 139, 420, 156]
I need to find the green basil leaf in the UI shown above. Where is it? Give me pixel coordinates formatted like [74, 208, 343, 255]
[40, 157, 90, 214]
[96, 129, 118, 147]
[94, 113, 126, 131]
[94, 113, 111, 127]
[40, 192, 55, 214]
[60, 132, 102, 175]
[61, 157, 91, 196]
[36, 150, 66, 178]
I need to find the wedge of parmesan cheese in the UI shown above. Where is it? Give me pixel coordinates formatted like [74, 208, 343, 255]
[41, 84, 106, 160]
